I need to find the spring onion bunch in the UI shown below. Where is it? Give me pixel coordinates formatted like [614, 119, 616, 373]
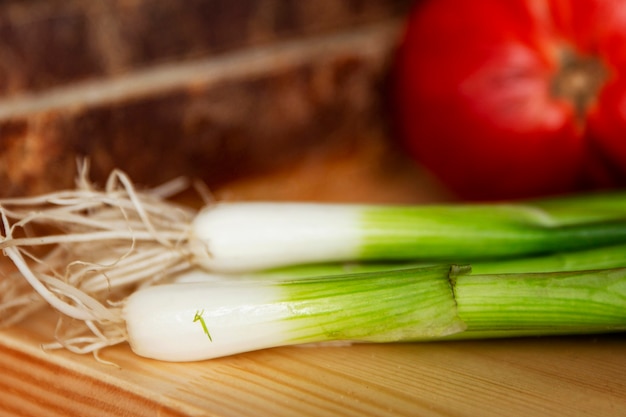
[1, 164, 626, 361]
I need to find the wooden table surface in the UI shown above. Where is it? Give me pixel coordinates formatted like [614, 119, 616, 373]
[1, 306, 625, 417]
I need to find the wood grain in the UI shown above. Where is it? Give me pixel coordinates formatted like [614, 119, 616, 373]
[0, 20, 404, 198]
[0, 0, 412, 96]
[1, 306, 625, 417]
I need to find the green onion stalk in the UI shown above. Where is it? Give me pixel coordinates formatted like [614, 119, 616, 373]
[123, 265, 626, 361]
[188, 201, 626, 272]
[170, 242, 626, 282]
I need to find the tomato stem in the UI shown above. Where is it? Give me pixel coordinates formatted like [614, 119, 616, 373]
[550, 47, 608, 127]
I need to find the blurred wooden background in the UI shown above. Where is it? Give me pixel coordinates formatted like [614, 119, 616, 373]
[0, 0, 449, 203]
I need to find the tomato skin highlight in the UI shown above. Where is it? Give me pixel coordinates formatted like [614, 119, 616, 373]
[393, 0, 626, 200]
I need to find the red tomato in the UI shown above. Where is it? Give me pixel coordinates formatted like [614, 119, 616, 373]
[393, 0, 626, 200]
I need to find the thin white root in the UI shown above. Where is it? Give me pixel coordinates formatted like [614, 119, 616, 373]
[0, 163, 200, 355]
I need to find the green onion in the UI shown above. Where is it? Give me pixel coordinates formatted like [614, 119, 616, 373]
[3, 166, 626, 280]
[471, 243, 626, 274]
[171, 242, 626, 282]
[529, 190, 626, 224]
[122, 265, 626, 361]
[3, 165, 626, 362]
[188, 201, 626, 272]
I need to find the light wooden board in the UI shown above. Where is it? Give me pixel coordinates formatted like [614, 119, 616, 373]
[1, 307, 625, 417]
